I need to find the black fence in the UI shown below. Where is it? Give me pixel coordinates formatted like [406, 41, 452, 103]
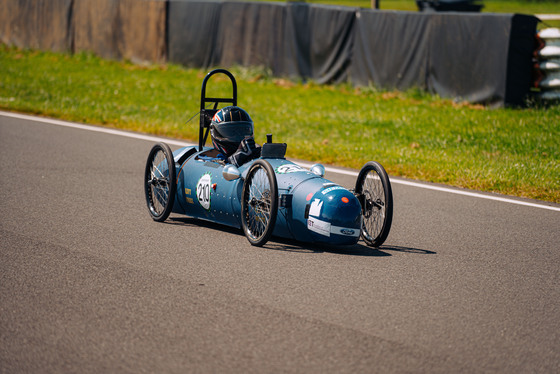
[0, 0, 539, 106]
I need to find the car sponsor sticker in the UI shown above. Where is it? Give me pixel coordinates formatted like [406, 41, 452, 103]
[309, 198, 323, 217]
[332, 225, 360, 237]
[275, 164, 305, 174]
[307, 216, 331, 237]
[196, 173, 212, 210]
[321, 185, 345, 195]
[339, 228, 356, 236]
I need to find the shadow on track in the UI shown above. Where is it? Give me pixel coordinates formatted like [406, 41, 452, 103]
[167, 216, 241, 236]
[380, 245, 437, 255]
[264, 240, 392, 257]
[263, 239, 436, 257]
[166, 216, 435, 257]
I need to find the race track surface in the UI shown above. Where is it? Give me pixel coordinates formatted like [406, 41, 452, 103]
[1, 112, 559, 373]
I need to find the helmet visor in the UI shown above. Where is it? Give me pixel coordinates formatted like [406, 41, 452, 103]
[213, 121, 254, 143]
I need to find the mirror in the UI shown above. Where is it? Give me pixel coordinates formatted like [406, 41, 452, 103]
[223, 164, 241, 181]
[310, 164, 325, 177]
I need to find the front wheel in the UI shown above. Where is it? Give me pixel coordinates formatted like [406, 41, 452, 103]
[144, 143, 177, 222]
[241, 160, 278, 246]
[355, 161, 393, 247]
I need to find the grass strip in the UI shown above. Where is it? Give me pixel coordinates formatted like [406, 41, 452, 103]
[1, 45, 559, 202]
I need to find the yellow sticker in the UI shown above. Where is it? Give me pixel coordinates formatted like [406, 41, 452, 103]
[185, 188, 191, 195]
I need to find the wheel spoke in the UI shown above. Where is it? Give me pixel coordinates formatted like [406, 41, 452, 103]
[362, 170, 385, 241]
[245, 167, 272, 240]
[241, 160, 278, 246]
[144, 143, 176, 222]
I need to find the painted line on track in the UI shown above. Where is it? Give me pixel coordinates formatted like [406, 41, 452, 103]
[2, 110, 559, 212]
[536, 14, 560, 21]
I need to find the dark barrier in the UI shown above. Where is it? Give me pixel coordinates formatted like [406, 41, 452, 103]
[73, 0, 166, 63]
[427, 13, 537, 105]
[168, 1, 355, 84]
[168, 1, 223, 69]
[1, 0, 539, 106]
[351, 11, 431, 90]
[168, 1, 287, 71]
[216, 2, 286, 72]
[0, 0, 73, 52]
[281, 3, 356, 84]
[168, 1, 537, 106]
[351, 10, 538, 105]
[505, 15, 540, 105]
[427, 13, 516, 104]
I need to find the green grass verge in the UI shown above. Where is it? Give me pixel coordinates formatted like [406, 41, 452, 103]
[1, 45, 559, 202]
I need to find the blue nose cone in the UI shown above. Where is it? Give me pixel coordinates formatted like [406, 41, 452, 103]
[306, 186, 362, 245]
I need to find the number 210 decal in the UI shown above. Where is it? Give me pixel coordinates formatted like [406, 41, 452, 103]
[197, 173, 212, 210]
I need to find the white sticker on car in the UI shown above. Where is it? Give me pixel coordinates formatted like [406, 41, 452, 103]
[196, 173, 212, 210]
[309, 198, 323, 217]
[307, 216, 331, 237]
[321, 185, 345, 195]
[275, 164, 306, 174]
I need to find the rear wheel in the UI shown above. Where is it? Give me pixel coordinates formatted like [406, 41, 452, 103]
[241, 160, 278, 246]
[144, 143, 176, 222]
[355, 161, 393, 247]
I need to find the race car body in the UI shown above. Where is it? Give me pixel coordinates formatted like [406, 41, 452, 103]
[170, 145, 362, 245]
[144, 69, 393, 247]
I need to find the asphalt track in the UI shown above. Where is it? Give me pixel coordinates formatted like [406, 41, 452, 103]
[1, 112, 559, 373]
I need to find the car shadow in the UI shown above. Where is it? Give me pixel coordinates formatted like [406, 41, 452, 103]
[263, 239, 435, 257]
[166, 215, 244, 235]
[166, 216, 435, 257]
[263, 239, 391, 257]
[381, 245, 436, 255]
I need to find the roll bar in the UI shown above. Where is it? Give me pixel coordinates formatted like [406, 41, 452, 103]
[198, 69, 237, 151]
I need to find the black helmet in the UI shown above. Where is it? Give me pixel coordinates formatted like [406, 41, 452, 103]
[210, 106, 254, 156]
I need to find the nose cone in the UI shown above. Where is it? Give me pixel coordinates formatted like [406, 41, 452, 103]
[306, 186, 362, 244]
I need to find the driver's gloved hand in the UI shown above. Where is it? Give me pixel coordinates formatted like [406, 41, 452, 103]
[228, 136, 261, 167]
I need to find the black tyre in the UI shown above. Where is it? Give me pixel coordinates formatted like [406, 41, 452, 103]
[241, 160, 278, 246]
[144, 143, 177, 222]
[355, 161, 393, 247]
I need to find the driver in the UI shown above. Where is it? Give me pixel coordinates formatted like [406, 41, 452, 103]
[209, 106, 261, 167]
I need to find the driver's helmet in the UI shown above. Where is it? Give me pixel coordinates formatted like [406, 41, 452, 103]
[210, 106, 254, 156]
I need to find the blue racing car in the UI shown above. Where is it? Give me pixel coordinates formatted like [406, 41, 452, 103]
[144, 69, 393, 247]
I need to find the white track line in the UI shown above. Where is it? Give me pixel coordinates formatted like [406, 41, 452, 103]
[536, 14, 560, 21]
[2, 110, 559, 212]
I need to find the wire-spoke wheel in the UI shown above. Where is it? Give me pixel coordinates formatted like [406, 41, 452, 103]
[144, 143, 176, 222]
[355, 161, 393, 247]
[241, 160, 278, 246]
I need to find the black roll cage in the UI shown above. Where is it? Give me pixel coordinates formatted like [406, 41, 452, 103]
[198, 69, 237, 151]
